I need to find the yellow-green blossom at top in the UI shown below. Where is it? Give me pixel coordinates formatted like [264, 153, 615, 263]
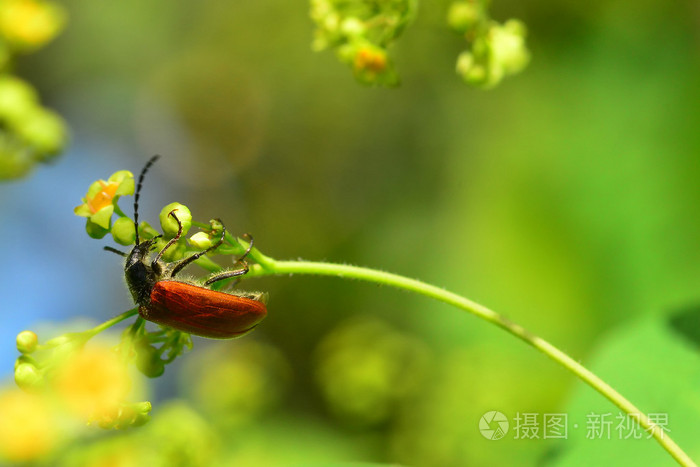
[74, 170, 134, 229]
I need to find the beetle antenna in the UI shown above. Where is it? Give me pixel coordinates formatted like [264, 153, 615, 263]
[104, 246, 127, 257]
[134, 155, 160, 245]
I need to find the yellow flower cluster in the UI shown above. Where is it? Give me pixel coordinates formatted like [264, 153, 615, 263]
[448, 1, 530, 88]
[5, 341, 145, 463]
[0, 0, 65, 52]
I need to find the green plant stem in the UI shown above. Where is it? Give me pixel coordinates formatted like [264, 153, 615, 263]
[243, 257, 696, 467]
[88, 308, 138, 337]
[94, 240, 694, 465]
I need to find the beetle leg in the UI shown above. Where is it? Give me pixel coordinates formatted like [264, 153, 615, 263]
[152, 210, 182, 268]
[236, 233, 254, 264]
[204, 234, 254, 287]
[170, 219, 227, 278]
[203, 263, 249, 286]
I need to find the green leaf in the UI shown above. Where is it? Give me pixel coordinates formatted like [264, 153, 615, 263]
[549, 318, 700, 465]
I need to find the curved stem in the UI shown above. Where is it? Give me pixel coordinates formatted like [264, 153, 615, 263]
[88, 307, 139, 336]
[244, 259, 696, 467]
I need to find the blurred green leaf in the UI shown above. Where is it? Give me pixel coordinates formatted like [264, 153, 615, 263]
[550, 318, 700, 465]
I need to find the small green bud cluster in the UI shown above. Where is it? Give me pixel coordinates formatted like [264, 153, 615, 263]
[14, 330, 87, 391]
[71, 166, 264, 397]
[91, 401, 152, 430]
[14, 328, 153, 430]
[0, 75, 68, 179]
[123, 320, 193, 379]
[75, 169, 252, 264]
[0, 0, 68, 180]
[14, 331, 43, 391]
[447, 1, 529, 88]
[151, 202, 192, 262]
[310, 0, 417, 86]
[187, 218, 246, 257]
[75, 171, 199, 264]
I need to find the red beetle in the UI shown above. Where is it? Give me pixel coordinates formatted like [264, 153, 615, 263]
[105, 156, 267, 338]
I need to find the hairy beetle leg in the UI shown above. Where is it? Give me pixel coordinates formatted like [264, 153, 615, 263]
[203, 234, 254, 287]
[169, 216, 226, 278]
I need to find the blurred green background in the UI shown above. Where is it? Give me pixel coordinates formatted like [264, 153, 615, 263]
[1, 0, 700, 465]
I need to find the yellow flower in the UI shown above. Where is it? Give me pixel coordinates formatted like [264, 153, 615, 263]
[0, 0, 66, 50]
[87, 180, 120, 214]
[353, 46, 387, 73]
[52, 346, 132, 421]
[74, 170, 134, 229]
[0, 388, 58, 462]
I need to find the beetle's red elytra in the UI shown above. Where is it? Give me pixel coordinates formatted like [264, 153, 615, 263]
[105, 155, 267, 339]
[144, 281, 267, 338]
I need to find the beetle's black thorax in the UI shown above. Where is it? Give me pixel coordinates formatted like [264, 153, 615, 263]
[125, 240, 159, 305]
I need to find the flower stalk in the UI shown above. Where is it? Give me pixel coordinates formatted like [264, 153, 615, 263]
[241, 257, 696, 467]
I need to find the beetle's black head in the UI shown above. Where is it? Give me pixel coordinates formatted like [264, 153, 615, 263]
[125, 238, 158, 305]
[118, 155, 162, 305]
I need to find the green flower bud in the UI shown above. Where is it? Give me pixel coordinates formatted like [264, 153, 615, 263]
[111, 401, 152, 429]
[133, 400, 152, 415]
[154, 237, 186, 262]
[15, 354, 37, 370]
[14, 107, 68, 157]
[131, 411, 151, 427]
[340, 17, 365, 38]
[16, 330, 38, 354]
[187, 219, 227, 254]
[14, 362, 43, 390]
[0, 75, 38, 123]
[160, 202, 192, 238]
[447, 1, 481, 33]
[323, 12, 340, 34]
[188, 231, 214, 250]
[138, 222, 161, 240]
[208, 218, 224, 234]
[85, 219, 110, 239]
[456, 51, 492, 87]
[489, 19, 529, 75]
[112, 216, 136, 246]
[131, 401, 152, 427]
[135, 343, 165, 378]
